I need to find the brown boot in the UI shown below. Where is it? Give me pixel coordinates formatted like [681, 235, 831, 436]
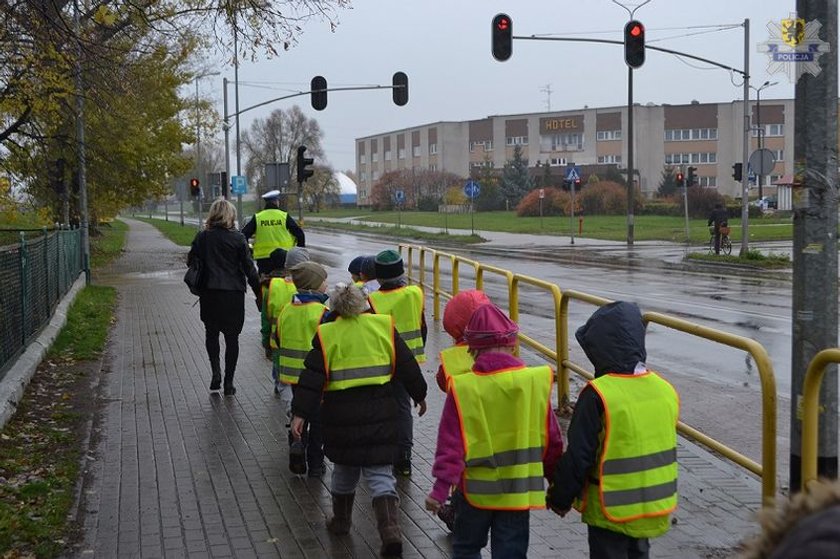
[372, 495, 402, 557]
[326, 492, 354, 535]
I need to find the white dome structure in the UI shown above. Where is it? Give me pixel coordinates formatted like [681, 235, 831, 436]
[334, 172, 357, 194]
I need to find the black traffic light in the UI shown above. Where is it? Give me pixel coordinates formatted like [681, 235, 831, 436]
[311, 76, 327, 111]
[189, 177, 200, 197]
[392, 72, 409, 106]
[687, 166, 697, 186]
[624, 20, 645, 69]
[492, 13, 512, 61]
[296, 146, 314, 184]
[732, 162, 743, 182]
[675, 171, 685, 184]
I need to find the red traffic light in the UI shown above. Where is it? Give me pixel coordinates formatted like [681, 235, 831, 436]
[629, 23, 643, 37]
[492, 13, 513, 62]
[624, 19, 646, 69]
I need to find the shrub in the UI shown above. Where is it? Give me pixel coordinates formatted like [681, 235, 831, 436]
[417, 195, 439, 212]
[579, 181, 644, 215]
[686, 187, 725, 218]
[516, 187, 570, 217]
[639, 200, 682, 216]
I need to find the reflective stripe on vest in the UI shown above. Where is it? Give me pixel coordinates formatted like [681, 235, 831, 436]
[252, 208, 296, 259]
[266, 277, 297, 322]
[439, 344, 474, 389]
[451, 364, 553, 510]
[368, 285, 425, 363]
[579, 372, 679, 524]
[277, 301, 327, 385]
[318, 314, 395, 391]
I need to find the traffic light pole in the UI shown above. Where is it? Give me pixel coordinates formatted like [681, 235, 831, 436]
[626, 67, 634, 246]
[790, 0, 838, 492]
[739, 19, 751, 257]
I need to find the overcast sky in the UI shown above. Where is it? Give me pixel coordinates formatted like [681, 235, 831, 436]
[202, 0, 811, 175]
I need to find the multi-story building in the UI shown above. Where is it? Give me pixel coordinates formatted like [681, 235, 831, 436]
[355, 98, 799, 207]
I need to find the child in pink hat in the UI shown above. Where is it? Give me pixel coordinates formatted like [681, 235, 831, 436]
[426, 304, 563, 557]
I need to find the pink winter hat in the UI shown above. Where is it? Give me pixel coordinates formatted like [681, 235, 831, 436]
[443, 290, 492, 342]
[463, 304, 519, 350]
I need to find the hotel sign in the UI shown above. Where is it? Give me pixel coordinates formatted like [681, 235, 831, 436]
[540, 116, 582, 134]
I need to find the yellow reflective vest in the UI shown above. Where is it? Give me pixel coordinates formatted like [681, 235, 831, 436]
[276, 300, 328, 385]
[368, 285, 425, 363]
[252, 208, 296, 259]
[439, 344, 474, 389]
[575, 371, 679, 538]
[317, 314, 395, 391]
[451, 364, 553, 510]
[266, 277, 297, 322]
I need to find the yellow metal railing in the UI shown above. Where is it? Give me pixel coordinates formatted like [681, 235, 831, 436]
[399, 244, 778, 506]
[801, 348, 840, 492]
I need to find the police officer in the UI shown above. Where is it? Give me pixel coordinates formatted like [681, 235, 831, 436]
[241, 190, 305, 274]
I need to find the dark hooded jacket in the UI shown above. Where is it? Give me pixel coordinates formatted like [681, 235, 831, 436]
[547, 301, 647, 511]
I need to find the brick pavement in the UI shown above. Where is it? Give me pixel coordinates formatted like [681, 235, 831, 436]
[70, 218, 764, 558]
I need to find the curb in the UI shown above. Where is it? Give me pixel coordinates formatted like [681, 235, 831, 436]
[0, 274, 86, 430]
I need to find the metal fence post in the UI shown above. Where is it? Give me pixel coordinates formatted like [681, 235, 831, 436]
[18, 232, 27, 345]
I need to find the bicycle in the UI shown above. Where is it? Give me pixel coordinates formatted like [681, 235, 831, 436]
[708, 225, 732, 255]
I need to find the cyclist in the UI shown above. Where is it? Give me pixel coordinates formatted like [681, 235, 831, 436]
[707, 203, 729, 255]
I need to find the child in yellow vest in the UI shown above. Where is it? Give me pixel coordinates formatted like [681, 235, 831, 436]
[277, 261, 329, 477]
[368, 249, 427, 477]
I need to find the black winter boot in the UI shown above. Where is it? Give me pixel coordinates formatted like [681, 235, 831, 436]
[209, 361, 222, 391]
[326, 492, 354, 534]
[372, 495, 402, 557]
[223, 371, 236, 396]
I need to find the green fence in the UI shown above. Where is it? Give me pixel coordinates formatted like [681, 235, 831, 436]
[0, 228, 82, 379]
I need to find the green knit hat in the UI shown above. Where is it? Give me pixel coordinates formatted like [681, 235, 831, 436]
[374, 249, 404, 280]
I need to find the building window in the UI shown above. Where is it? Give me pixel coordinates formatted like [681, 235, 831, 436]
[360, 171, 367, 182]
[597, 155, 622, 164]
[543, 132, 583, 151]
[470, 140, 493, 152]
[664, 152, 716, 165]
[384, 150, 391, 161]
[359, 154, 366, 164]
[767, 123, 784, 137]
[549, 157, 567, 166]
[596, 130, 622, 141]
[398, 148, 405, 160]
[429, 143, 437, 155]
[372, 152, 379, 163]
[698, 176, 717, 187]
[773, 149, 784, 161]
[470, 161, 493, 169]
[412, 145, 421, 157]
[664, 128, 718, 141]
[372, 170, 380, 181]
[505, 136, 528, 146]
[429, 164, 437, 171]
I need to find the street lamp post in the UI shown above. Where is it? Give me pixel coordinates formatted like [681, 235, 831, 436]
[751, 80, 778, 201]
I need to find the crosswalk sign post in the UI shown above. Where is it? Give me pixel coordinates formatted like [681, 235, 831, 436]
[463, 180, 481, 235]
[394, 190, 405, 228]
[566, 164, 580, 244]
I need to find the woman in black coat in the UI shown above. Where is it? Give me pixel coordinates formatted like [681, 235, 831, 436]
[188, 199, 261, 395]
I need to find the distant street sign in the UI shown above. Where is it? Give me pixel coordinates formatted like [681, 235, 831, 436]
[748, 148, 776, 176]
[539, 188, 545, 199]
[394, 189, 405, 204]
[463, 179, 481, 199]
[231, 175, 247, 195]
[565, 166, 580, 182]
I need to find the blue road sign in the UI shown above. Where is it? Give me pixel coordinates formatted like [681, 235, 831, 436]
[394, 189, 405, 204]
[565, 166, 580, 182]
[463, 179, 481, 199]
[231, 175, 247, 195]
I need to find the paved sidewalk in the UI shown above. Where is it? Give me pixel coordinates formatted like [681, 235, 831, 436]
[71, 218, 763, 558]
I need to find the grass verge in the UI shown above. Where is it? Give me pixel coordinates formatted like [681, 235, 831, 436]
[134, 216, 198, 247]
[310, 220, 486, 244]
[685, 250, 791, 269]
[0, 286, 116, 558]
[89, 219, 128, 269]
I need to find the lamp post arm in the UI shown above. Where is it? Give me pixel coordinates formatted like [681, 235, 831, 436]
[229, 84, 397, 120]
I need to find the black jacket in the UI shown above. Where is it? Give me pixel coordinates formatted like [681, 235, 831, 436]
[188, 227, 260, 294]
[291, 313, 427, 467]
[547, 301, 647, 510]
[240, 205, 306, 248]
[707, 207, 729, 227]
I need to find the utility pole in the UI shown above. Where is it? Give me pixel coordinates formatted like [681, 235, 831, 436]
[234, 27, 243, 221]
[73, 0, 90, 284]
[626, 66, 634, 246]
[739, 18, 750, 256]
[790, 0, 838, 491]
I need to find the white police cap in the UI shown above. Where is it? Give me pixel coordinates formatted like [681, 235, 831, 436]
[261, 190, 281, 200]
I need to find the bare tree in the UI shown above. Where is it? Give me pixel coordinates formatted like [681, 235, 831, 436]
[241, 105, 324, 196]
